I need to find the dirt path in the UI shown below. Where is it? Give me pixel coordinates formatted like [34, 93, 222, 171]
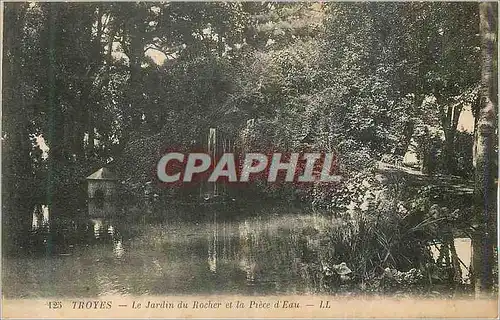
[376, 161, 473, 196]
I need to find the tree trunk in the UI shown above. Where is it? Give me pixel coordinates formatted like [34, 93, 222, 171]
[443, 124, 456, 174]
[2, 3, 34, 251]
[471, 2, 497, 297]
[85, 4, 104, 163]
[45, 3, 62, 207]
[438, 99, 463, 175]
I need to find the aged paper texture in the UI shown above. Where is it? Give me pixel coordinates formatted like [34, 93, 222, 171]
[2, 1, 498, 318]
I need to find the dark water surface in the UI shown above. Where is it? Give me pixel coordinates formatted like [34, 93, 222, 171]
[3, 203, 333, 298]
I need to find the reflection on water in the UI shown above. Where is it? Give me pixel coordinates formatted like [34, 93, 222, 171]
[429, 238, 472, 284]
[32, 205, 50, 230]
[4, 203, 476, 298]
[3, 202, 335, 298]
[207, 214, 218, 273]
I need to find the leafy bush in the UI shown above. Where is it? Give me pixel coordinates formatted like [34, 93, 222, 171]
[299, 167, 472, 292]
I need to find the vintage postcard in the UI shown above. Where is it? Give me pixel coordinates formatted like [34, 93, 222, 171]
[1, 1, 498, 318]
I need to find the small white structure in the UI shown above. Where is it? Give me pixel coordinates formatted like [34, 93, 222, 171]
[86, 167, 118, 200]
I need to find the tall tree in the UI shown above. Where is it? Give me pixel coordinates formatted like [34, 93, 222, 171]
[2, 3, 34, 248]
[471, 1, 497, 296]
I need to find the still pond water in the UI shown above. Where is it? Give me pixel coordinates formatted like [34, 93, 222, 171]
[3, 203, 337, 298]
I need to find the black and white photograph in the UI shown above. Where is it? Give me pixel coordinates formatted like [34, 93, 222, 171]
[2, 1, 498, 318]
